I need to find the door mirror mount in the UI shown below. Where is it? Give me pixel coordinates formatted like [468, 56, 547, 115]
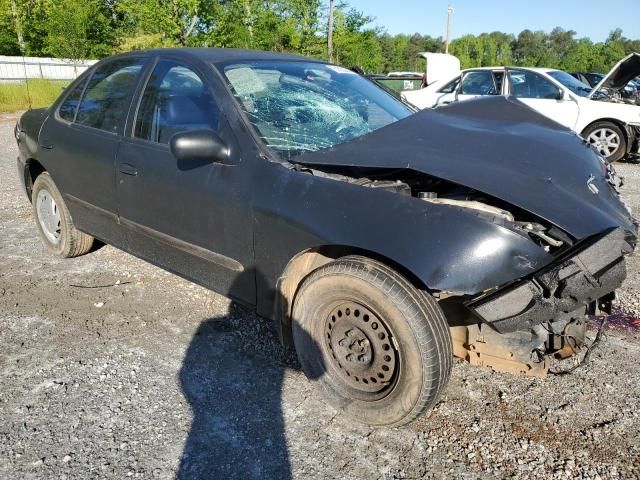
[169, 130, 230, 169]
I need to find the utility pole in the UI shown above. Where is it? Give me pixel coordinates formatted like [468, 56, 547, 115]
[445, 4, 454, 54]
[328, 0, 335, 63]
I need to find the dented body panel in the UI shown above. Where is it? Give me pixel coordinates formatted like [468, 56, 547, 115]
[251, 160, 555, 309]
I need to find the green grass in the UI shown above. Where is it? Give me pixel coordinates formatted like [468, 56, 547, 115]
[0, 80, 70, 113]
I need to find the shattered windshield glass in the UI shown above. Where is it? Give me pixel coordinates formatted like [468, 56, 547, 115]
[222, 61, 412, 159]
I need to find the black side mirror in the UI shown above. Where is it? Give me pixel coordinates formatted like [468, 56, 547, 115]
[169, 129, 230, 169]
[555, 88, 565, 100]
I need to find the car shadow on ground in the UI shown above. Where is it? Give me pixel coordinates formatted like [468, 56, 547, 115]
[177, 271, 324, 479]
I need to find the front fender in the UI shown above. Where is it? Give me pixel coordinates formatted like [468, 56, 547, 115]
[253, 163, 554, 317]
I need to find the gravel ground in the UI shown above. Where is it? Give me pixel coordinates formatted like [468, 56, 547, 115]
[1, 111, 639, 479]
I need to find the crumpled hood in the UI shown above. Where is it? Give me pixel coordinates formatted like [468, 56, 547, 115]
[295, 96, 637, 241]
[589, 52, 640, 97]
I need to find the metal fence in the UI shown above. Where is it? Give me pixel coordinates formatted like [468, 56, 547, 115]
[0, 55, 97, 82]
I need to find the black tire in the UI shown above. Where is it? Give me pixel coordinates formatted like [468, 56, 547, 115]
[32, 172, 94, 258]
[292, 255, 452, 427]
[581, 121, 627, 163]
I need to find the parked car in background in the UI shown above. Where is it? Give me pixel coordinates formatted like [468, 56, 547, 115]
[14, 49, 637, 427]
[402, 53, 640, 162]
[570, 72, 639, 103]
[387, 71, 423, 77]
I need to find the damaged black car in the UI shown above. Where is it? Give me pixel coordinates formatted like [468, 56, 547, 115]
[15, 49, 638, 427]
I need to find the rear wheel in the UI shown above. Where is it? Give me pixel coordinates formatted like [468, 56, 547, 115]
[292, 255, 452, 427]
[32, 172, 94, 258]
[582, 121, 627, 163]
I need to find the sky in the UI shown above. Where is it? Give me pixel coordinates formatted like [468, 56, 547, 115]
[345, 0, 640, 42]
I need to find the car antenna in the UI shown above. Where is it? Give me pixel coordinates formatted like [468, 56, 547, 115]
[21, 52, 32, 110]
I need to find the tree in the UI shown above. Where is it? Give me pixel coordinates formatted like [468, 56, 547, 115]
[548, 27, 577, 67]
[116, 0, 203, 49]
[0, 0, 636, 77]
[44, 0, 115, 61]
[512, 29, 554, 66]
[331, 8, 382, 72]
[562, 38, 596, 72]
[327, 0, 334, 62]
[449, 34, 484, 68]
[0, 0, 21, 55]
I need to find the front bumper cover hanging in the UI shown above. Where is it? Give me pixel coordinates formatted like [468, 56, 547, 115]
[468, 228, 634, 333]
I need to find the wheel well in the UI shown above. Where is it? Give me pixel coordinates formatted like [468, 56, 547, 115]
[274, 245, 428, 348]
[581, 118, 630, 144]
[24, 159, 46, 202]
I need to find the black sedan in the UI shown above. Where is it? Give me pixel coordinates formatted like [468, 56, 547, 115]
[15, 49, 637, 426]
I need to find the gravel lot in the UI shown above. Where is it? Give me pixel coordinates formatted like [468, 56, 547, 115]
[1, 111, 639, 479]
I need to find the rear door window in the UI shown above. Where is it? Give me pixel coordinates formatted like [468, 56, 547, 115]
[76, 58, 146, 133]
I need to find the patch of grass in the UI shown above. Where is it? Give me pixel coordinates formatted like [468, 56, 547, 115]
[0, 80, 70, 113]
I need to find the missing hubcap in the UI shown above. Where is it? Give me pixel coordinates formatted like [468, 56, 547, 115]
[325, 301, 397, 395]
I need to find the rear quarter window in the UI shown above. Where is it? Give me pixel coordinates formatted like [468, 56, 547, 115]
[58, 77, 88, 122]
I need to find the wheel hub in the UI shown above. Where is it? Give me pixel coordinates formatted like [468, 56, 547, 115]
[36, 189, 61, 245]
[337, 327, 372, 366]
[587, 128, 620, 158]
[325, 302, 397, 394]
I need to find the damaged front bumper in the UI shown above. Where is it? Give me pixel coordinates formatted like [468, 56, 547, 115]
[628, 123, 640, 156]
[452, 228, 635, 376]
[470, 227, 633, 333]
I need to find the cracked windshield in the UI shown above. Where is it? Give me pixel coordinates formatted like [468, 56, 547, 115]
[223, 61, 412, 159]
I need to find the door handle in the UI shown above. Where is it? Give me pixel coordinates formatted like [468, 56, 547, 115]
[119, 163, 139, 176]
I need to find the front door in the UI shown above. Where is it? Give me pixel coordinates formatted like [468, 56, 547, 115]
[506, 69, 580, 129]
[116, 58, 255, 302]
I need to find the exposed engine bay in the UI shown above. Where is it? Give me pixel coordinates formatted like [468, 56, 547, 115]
[593, 87, 640, 106]
[297, 163, 572, 253]
[590, 52, 640, 106]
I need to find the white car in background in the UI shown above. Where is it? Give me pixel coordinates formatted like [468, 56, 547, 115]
[402, 53, 640, 162]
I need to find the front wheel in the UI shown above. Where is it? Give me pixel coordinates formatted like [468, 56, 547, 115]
[32, 172, 94, 258]
[292, 256, 452, 427]
[582, 121, 627, 163]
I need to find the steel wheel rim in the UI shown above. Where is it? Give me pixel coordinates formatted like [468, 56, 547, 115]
[324, 300, 399, 401]
[587, 128, 620, 158]
[36, 189, 61, 245]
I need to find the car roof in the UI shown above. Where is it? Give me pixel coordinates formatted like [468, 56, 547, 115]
[102, 47, 317, 64]
[461, 66, 555, 74]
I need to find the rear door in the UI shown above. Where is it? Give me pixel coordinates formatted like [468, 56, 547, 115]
[116, 57, 255, 301]
[506, 69, 579, 129]
[38, 57, 147, 244]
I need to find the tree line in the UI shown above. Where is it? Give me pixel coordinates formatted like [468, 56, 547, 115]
[1, 0, 639, 75]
